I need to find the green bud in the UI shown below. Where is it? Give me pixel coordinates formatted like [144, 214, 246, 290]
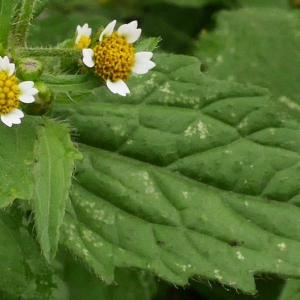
[22, 81, 54, 116]
[17, 58, 44, 81]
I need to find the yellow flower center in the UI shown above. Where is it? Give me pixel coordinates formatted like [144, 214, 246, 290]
[76, 36, 91, 50]
[0, 72, 20, 115]
[93, 32, 135, 82]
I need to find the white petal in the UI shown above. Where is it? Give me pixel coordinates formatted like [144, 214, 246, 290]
[76, 23, 92, 44]
[132, 62, 156, 75]
[99, 20, 116, 41]
[0, 56, 15, 75]
[132, 52, 155, 74]
[1, 108, 24, 127]
[18, 81, 38, 103]
[135, 52, 153, 60]
[117, 20, 141, 43]
[106, 79, 130, 96]
[82, 49, 95, 67]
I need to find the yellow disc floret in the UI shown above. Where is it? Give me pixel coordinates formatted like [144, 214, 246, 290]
[0, 72, 19, 115]
[93, 32, 135, 82]
[76, 36, 91, 50]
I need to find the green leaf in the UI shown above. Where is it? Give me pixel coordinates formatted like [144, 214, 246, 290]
[33, 118, 82, 262]
[54, 53, 300, 294]
[65, 255, 157, 300]
[60, 145, 300, 294]
[0, 203, 69, 299]
[42, 74, 100, 96]
[0, 0, 16, 49]
[0, 117, 38, 207]
[54, 54, 300, 201]
[195, 8, 300, 120]
[32, 0, 51, 18]
[135, 37, 161, 53]
[279, 279, 300, 300]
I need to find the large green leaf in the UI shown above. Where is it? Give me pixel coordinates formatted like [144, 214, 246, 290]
[195, 8, 300, 120]
[33, 118, 82, 262]
[0, 203, 69, 299]
[54, 54, 300, 201]
[60, 145, 300, 294]
[0, 117, 39, 207]
[53, 54, 300, 294]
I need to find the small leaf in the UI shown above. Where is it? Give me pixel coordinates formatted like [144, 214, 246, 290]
[135, 37, 161, 52]
[33, 118, 82, 262]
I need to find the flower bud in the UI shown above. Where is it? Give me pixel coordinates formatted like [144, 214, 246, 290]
[16, 58, 44, 81]
[22, 81, 54, 116]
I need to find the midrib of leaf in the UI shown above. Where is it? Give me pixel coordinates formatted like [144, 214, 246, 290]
[35, 126, 52, 253]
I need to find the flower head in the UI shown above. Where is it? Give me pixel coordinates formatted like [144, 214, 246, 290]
[75, 23, 92, 50]
[0, 56, 38, 127]
[82, 20, 155, 96]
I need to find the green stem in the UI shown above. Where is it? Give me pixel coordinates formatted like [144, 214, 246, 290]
[18, 47, 81, 59]
[14, 0, 36, 46]
[0, 0, 16, 49]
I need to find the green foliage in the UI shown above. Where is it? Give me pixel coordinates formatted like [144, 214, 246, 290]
[0, 203, 69, 299]
[196, 7, 300, 120]
[53, 53, 300, 295]
[33, 119, 82, 262]
[0, 0, 299, 299]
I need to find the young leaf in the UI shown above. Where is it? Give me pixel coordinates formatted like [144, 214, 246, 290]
[135, 37, 161, 52]
[33, 118, 82, 262]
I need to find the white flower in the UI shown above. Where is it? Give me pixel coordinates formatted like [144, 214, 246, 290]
[82, 20, 155, 96]
[0, 56, 38, 127]
[75, 23, 92, 49]
[1, 109, 24, 127]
